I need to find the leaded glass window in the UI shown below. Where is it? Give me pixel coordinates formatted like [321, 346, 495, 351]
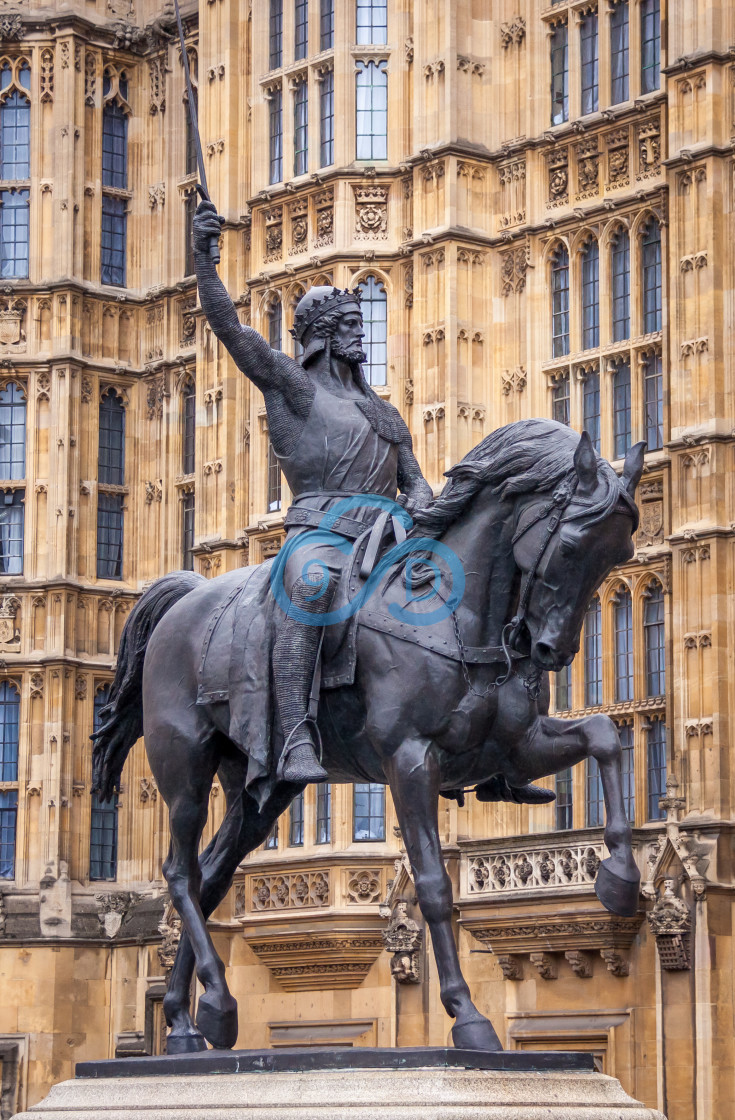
[584, 598, 602, 707]
[268, 300, 282, 351]
[612, 361, 631, 460]
[356, 0, 387, 45]
[0, 382, 25, 480]
[293, 79, 308, 176]
[643, 352, 663, 451]
[551, 245, 570, 358]
[619, 722, 635, 823]
[611, 228, 630, 341]
[320, 69, 334, 167]
[97, 493, 124, 580]
[610, 2, 629, 104]
[99, 391, 125, 486]
[647, 719, 666, 820]
[183, 381, 196, 475]
[270, 0, 284, 69]
[580, 13, 599, 115]
[102, 100, 127, 190]
[182, 492, 195, 572]
[555, 663, 572, 711]
[550, 24, 569, 125]
[644, 582, 665, 696]
[269, 88, 283, 185]
[641, 219, 662, 334]
[289, 791, 304, 845]
[613, 587, 633, 702]
[0, 682, 19, 782]
[0, 489, 23, 574]
[0, 189, 29, 279]
[555, 768, 573, 830]
[640, 0, 660, 94]
[267, 440, 282, 513]
[353, 783, 385, 841]
[91, 686, 117, 881]
[295, 0, 308, 61]
[583, 372, 601, 453]
[1, 88, 30, 179]
[320, 0, 334, 50]
[552, 375, 570, 426]
[0, 789, 17, 879]
[356, 61, 388, 161]
[100, 195, 127, 287]
[185, 87, 198, 176]
[581, 240, 599, 350]
[315, 782, 331, 844]
[586, 756, 604, 827]
[265, 822, 279, 849]
[357, 275, 387, 385]
[184, 191, 196, 277]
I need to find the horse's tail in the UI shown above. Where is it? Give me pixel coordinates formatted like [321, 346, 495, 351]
[91, 570, 206, 802]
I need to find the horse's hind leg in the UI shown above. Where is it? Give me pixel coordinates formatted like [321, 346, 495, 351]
[385, 738, 502, 1052]
[165, 771, 304, 1054]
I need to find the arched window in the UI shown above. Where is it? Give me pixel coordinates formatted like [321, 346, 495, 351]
[584, 598, 602, 706]
[611, 228, 630, 341]
[551, 245, 570, 357]
[99, 390, 125, 486]
[618, 722, 635, 823]
[643, 581, 665, 696]
[289, 791, 304, 845]
[581, 240, 599, 350]
[182, 380, 196, 475]
[0, 382, 26, 480]
[0, 61, 31, 279]
[267, 299, 282, 351]
[647, 717, 666, 820]
[90, 685, 118, 881]
[613, 587, 633, 702]
[582, 370, 600, 452]
[586, 757, 603, 826]
[641, 219, 662, 334]
[320, 68, 334, 167]
[353, 783, 385, 841]
[356, 0, 387, 45]
[612, 360, 631, 459]
[356, 61, 388, 160]
[0, 681, 19, 782]
[357, 275, 387, 386]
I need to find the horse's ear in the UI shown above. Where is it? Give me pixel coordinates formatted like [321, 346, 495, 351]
[574, 430, 597, 497]
[622, 441, 646, 497]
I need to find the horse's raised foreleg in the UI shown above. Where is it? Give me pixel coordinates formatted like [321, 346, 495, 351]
[385, 738, 502, 1052]
[164, 775, 305, 1054]
[513, 712, 640, 916]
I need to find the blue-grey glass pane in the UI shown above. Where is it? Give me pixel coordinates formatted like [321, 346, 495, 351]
[586, 756, 604, 826]
[270, 0, 283, 68]
[643, 353, 663, 451]
[295, 0, 308, 60]
[0, 189, 29, 279]
[583, 372, 601, 453]
[356, 0, 387, 44]
[96, 492, 124, 579]
[0, 66, 11, 92]
[289, 791, 304, 845]
[610, 2, 629, 104]
[1, 91, 30, 179]
[320, 71, 334, 167]
[182, 491, 195, 571]
[353, 782, 385, 841]
[100, 195, 127, 286]
[0, 382, 25, 480]
[90, 790, 118, 879]
[580, 14, 599, 115]
[357, 275, 387, 385]
[356, 62, 388, 161]
[293, 81, 308, 176]
[267, 439, 281, 512]
[640, 0, 660, 94]
[0, 488, 23, 574]
[320, 0, 334, 50]
[581, 241, 599, 350]
[98, 391, 125, 485]
[644, 583, 665, 695]
[612, 362, 631, 459]
[183, 386, 196, 474]
[619, 723, 635, 823]
[641, 222, 662, 334]
[551, 246, 569, 357]
[102, 102, 127, 190]
[315, 782, 331, 843]
[647, 721, 666, 820]
[0, 681, 19, 782]
[611, 230, 630, 341]
[555, 768, 573, 830]
[0, 789, 17, 879]
[555, 663, 572, 710]
[614, 589, 633, 701]
[269, 91, 283, 184]
[550, 25, 568, 125]
[552, 376, 570, 426]
[584, 598, 602, 706]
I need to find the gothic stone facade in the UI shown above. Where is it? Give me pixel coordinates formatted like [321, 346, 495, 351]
[0, 3, 732, 1120]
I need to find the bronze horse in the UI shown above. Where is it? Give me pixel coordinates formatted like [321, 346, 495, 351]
[93, 420, 645, 1055]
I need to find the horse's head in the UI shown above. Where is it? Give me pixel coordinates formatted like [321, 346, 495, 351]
[512, 432, 644, 672]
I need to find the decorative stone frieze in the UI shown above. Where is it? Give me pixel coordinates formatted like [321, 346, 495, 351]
[247, 869, 330, 912]
[467, 840, 602, 896]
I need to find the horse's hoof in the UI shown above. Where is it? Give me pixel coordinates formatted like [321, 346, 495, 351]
[595, 859, 640, 917]
[166, 1031, 207, 1055]
[195, 992, 238, 1050]
[452, 1014, 503, 1052]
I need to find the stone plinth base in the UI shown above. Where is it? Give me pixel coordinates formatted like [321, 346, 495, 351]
[12, 1048, 666, 1120]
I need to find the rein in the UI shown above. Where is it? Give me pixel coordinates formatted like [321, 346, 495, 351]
[451, 478, 578, 700]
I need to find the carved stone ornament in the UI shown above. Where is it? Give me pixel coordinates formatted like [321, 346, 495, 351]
[502, 366, 527, 395]
[606, 126, 629, 189]
[546, 148, 569, 207]
[637, 500, 664, 547]
[347, 869, 383, 904]
[95, 891, 138, 939]
[0, 593, 20, 649]
[0, 296, 26, 349]
[647, 878, 691, 970]
[248, 869, 330, 912]
[353, 184, 389, 240]
[500, 244, 529, 296]
[382, 900, 422, 984]
[242, 927, 386, 991]
[157, 902, 182, 974]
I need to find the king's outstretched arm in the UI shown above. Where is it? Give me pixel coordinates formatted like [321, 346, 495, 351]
[193, 200, 292, 394]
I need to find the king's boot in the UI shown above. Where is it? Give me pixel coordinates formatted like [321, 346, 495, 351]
[274, 575, 334, 784]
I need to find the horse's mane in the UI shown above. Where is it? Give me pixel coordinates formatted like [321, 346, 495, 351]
[412, 418, 634, 537]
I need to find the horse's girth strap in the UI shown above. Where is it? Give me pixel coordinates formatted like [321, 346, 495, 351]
[359, 609, 523, 665]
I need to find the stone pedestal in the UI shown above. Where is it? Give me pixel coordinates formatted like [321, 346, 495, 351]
[12, 1048, 667, 1120]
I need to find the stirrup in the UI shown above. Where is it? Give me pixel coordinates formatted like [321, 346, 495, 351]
[278, 719, 327, 783]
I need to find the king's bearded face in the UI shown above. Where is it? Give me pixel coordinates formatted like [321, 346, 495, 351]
[330, 311, 367, 367]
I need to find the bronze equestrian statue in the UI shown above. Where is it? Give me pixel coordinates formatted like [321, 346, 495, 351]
[92, 199, 646, 1056]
